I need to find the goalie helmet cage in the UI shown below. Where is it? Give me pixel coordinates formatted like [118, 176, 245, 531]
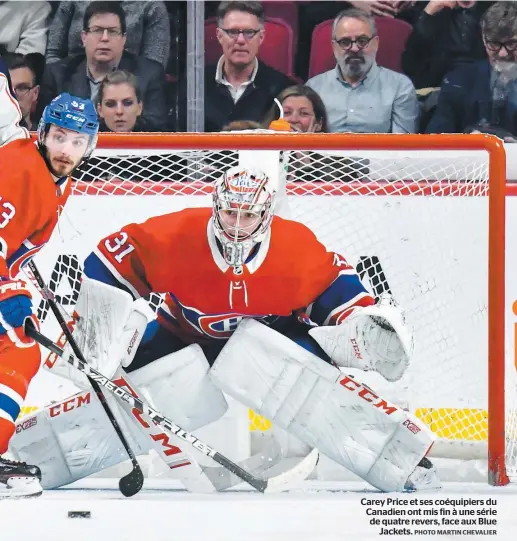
[33, 132, 511, 486]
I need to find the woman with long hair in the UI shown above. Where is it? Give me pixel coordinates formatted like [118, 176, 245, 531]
[97, 70, 148, 132]
[264, 85, 329, 133]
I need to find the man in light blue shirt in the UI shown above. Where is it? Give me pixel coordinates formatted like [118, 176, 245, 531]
[307, 8, 419, 134]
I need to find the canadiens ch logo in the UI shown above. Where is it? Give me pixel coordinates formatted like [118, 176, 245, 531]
[198, 314, 244, 337]
[177, 301, 270, 339]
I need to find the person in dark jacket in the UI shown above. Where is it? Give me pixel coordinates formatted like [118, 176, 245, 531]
[402, 1, 491, 90]
[45, 1, 171, 69]
[180, 1, 293, 132]
[39, 1, 167, 131]
[96, 69, 150, 132]
[3, 52, 42, 130]
[426, 1, 517, 138]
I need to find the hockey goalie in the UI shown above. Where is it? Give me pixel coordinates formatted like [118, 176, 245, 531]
[10, 166, 441, 494]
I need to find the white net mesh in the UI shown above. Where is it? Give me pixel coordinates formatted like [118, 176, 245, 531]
[26, 133, 516, 484]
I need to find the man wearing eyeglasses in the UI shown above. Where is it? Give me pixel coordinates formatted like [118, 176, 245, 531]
[195, 1, 293, 132]
[3, 53, 39, 131]
[306, 8, 418, 134]
[39, 1, 168, 131]
[427, 1, 517, 140]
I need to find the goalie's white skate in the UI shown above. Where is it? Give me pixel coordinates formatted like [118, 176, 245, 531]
[0, 456, 42, 499]
[404, 457, 441, 492]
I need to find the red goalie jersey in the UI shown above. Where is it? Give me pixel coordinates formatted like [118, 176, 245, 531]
[86, 207, 375, 343]
[0, 139, 71, 279]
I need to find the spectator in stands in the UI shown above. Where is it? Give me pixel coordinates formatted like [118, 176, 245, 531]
[296, 1, 420, 80]
[0, 1, 51, 55]
[97, 70, 152, 132]
[84, 71, 165, 181]
[264, 85, 329, 133]
[426, 1, 517, 139]
[181, 1, 293, 132]
[39, 1, 168, 131]
[402, 1, 491, 90]
[306, 8, 418, 133]
[46, 1, 170, 69]
[3, 52, 41, 130]
[264, 83, 367, 181]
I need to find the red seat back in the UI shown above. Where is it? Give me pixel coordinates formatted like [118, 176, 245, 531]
[205, 18, 222, 66]
[263, 1, 298, 49]
[308, 17, 413, 79]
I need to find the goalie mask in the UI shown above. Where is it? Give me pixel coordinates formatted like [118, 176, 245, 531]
[213, 167, 275, 270]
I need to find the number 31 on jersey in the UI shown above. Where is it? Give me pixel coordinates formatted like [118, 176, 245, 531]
[104, 232, 134, 263]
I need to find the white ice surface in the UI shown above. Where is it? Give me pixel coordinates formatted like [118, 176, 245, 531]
[1, 480, 517, 541]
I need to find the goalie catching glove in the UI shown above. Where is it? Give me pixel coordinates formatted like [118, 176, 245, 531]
[309, 293, 413, 382]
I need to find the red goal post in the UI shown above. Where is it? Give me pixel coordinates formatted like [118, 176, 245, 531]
[30, 132, 511, 486]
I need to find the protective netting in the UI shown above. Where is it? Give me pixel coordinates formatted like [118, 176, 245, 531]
[28, 134, 516, 483]
[73, 147, 490, 192]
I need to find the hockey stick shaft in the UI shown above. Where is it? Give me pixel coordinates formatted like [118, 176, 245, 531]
[25, 322, 272, 493]
[26, 260, 144, 497]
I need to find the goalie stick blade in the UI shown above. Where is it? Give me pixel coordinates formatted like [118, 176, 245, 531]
[263, 448, 320, 494]
[202, 439, 283, 491]
[206, 443, 319, 493]
[118, 460, 145, 497]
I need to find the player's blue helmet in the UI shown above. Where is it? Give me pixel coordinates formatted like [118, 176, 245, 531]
[37, 93, 99, 159]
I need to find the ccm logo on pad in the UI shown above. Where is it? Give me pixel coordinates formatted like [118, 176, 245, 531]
[49, 392, 91, 417]
[339, 375, 398, 415]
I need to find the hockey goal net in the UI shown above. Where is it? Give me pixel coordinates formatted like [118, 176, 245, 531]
[27, 132, 515, 486]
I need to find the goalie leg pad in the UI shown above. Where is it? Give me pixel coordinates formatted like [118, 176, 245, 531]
[129, 344, 228, 431]
[117, 345, 241, 490]
[210, 320, 435, 492]
[17, 346, 228, 492]
[8, 389, 151, 489]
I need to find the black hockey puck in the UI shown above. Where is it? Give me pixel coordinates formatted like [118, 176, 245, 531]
[68, 511, 91, 519]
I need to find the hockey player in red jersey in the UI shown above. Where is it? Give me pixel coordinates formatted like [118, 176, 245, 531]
[87, 168, 377, 362]
[0, 91, 99, 498]
[11, 167, 440, 493]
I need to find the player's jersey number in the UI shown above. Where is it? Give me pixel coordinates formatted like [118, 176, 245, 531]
[0, 197, 15, 228]
[104, 232, 135, 263]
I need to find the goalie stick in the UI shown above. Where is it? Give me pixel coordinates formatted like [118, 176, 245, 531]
[110, 368, 292, 492]
[26, 260, 144, 498]
[25, 320, 319, 493]
[27, 263, 315, 493]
